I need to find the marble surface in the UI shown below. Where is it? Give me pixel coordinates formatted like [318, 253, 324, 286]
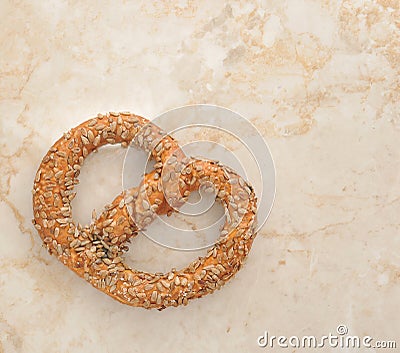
[1, 1, 399, 352]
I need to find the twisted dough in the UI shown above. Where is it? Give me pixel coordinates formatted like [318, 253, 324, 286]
[32, 112, 257, 309]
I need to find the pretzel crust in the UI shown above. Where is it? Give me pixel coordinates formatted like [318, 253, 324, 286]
[32, 112, 257, 309]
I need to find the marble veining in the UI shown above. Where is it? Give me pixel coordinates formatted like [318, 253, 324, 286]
[0, 0, 399, 352]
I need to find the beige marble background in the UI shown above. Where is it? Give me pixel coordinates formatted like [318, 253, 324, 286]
[1, 0, 399, 352]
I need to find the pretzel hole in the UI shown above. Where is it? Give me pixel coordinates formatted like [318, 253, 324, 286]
[123, 235, 208, 273]
[71, 145, 125, 225]
[124, 199, 226, 272]
[139, 194, 225, 249]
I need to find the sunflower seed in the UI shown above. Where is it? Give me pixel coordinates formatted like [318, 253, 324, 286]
[95, 123, 106, 131]
[125, 196, 133, 204]
[155, 143, 162, 153]
[142, 199, 150, 210]
[127, 116, 139, 123]
[88, 118, 98, 127]
[143, 127, 151, 137]
[167, 155, 177, 165]
[93, 135, 101, 147]
[150, 291, 158, 303]
[144, 284, 154, 291]
[103, 219, 113, 227]
[238, 207, 247, 215]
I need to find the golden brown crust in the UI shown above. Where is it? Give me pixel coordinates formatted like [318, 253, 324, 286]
[32, 112, 257, 309]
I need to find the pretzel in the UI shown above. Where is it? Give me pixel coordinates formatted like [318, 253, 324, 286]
[32, 112, 257, 309]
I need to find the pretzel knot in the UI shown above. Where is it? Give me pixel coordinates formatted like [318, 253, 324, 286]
[32, 112, 258, 310]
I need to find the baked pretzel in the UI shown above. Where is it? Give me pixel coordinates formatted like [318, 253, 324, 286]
[32, 112, 257, 309]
